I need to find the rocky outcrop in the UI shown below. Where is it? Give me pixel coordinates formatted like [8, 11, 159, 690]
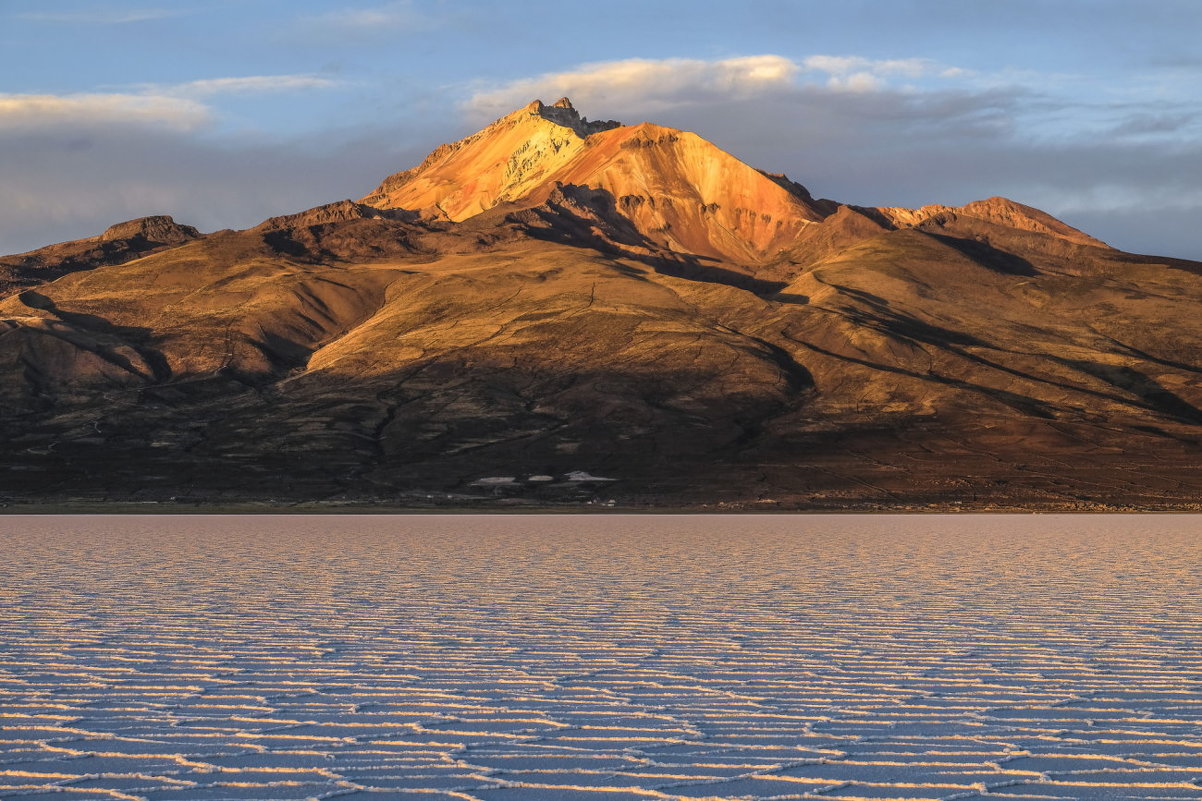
[0, 215, 202, 298]
[100, 215, 201, 244]
[535, 97, 622, 137]
[876, 196, 1106, 247]
[255, 200, 386, 231]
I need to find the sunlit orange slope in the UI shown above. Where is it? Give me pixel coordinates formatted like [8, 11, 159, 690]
[362, 98, 829, 263]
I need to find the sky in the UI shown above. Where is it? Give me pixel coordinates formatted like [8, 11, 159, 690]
[2, 0, 1200, 259]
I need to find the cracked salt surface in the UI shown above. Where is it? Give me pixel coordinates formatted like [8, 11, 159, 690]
[0, 515, 1200, 801]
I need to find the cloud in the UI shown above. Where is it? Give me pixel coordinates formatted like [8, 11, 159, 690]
[463, 54, 966, 121]
[467, 56, 800, 118]
[800, 55, 947, 92]
[147, 75, 341, 97]
[16, 8, 182, 24]
[1108, 110, 1199, 138]
[295, 1, 443, 37]
[0, 75, 339, 135]
[0, 93, 210, 132]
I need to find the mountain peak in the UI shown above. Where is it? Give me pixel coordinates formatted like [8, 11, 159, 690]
[361, 99, 829, 261]
[529, 97, 620, 138]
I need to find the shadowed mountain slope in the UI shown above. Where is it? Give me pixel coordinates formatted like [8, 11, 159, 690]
[3, 100, 1201, 509]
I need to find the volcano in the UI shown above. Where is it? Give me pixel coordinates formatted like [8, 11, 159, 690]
[3, 99, 1202, 509]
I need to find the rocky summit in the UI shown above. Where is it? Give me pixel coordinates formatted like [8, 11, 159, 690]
[4, 99, 1202, 510]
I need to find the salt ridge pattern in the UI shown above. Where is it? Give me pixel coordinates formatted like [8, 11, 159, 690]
[1, 514, 1200, 801]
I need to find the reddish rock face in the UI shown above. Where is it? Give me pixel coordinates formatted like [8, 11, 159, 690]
[361, 99, 828, 263]
[2, 100, 1202, 509]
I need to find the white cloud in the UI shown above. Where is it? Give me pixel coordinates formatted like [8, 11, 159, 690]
[463, 54, 967, 120]
[297, 1, 439, 34]
[465, 56, 802, 120]
[0, 93, 210, 132]
[149, 75, 341, 97]
[0, 75, 339, 134]
[801, 55, 942, 92]
[16, 8, 182, 24]
[802, 55, 935, 78]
